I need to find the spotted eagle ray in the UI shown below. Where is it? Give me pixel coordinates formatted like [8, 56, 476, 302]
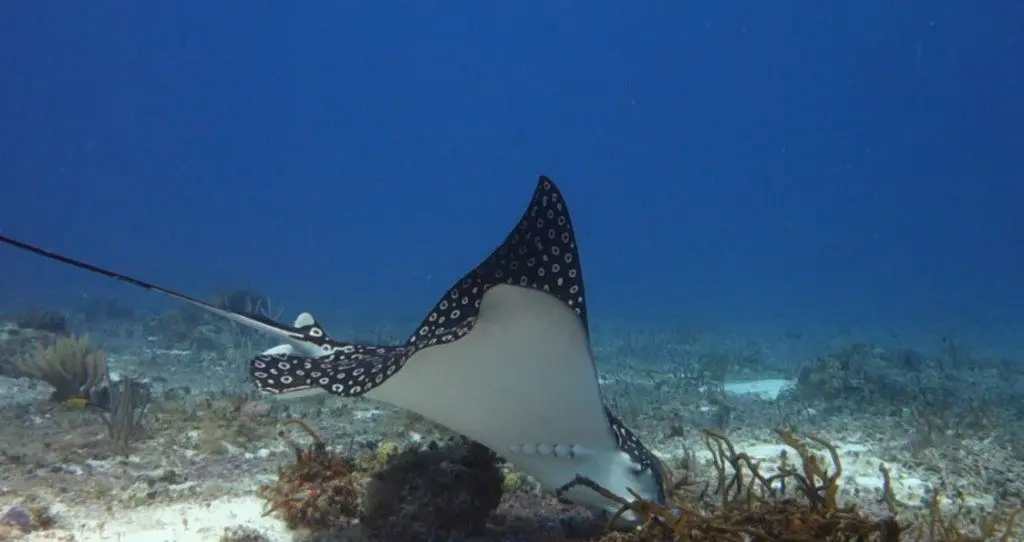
[0, 176, 668, 526]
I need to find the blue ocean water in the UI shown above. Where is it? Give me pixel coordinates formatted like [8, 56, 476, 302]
[2, 2, 1020, 348]
[0, 2, 1021, 541]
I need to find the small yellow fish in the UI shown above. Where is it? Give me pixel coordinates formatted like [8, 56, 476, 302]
[64, 397, 89, 408]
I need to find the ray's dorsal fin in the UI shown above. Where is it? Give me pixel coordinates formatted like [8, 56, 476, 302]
[293, 312, 318, 329]
[246, 175, 592, 396]
[288, 312, 336, 355]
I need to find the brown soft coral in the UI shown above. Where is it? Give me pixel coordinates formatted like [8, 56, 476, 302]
[10, 334, 108, 403]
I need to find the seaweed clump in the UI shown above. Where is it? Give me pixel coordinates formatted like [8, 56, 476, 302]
[0, 504, 56, 536]
[568, 428, 1021, 541]
[258, 420, 364, 531]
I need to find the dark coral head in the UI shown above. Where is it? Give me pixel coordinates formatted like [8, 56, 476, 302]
[362, 438, 503, 540]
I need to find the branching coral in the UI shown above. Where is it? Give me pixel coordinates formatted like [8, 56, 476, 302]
[100, 377, 150, 455]
[258, 420, 364, 531]
[914, 486, 1023, 542]
[562, 428, 1021, 542]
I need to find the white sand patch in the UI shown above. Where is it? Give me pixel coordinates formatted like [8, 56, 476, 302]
[723, 378, 794, 401]
[24, 496, 289, 542]
[353, 408, 385, 420]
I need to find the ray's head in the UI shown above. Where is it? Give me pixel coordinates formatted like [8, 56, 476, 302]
[585, 412, 670, 527]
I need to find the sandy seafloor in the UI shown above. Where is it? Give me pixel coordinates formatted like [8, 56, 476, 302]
[1, 320, 1022, 542]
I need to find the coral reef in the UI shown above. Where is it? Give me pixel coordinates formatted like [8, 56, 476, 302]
[795, 342, 1023, 417]
[212, 288, 279, 319]
[0, 323, 60, 378]
[140, 305, 225, 351]
[70, 296, 136, 324]
[131, 287, 281, 352]
[11, 309, 68, 334]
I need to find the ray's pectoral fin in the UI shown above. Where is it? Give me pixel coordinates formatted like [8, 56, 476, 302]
[248, 311, 417, 397]
[248, 339, 415, 397]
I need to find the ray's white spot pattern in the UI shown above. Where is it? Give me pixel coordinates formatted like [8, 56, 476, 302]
[399, 177, 589, 353]
[249, 343, 414, 398]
